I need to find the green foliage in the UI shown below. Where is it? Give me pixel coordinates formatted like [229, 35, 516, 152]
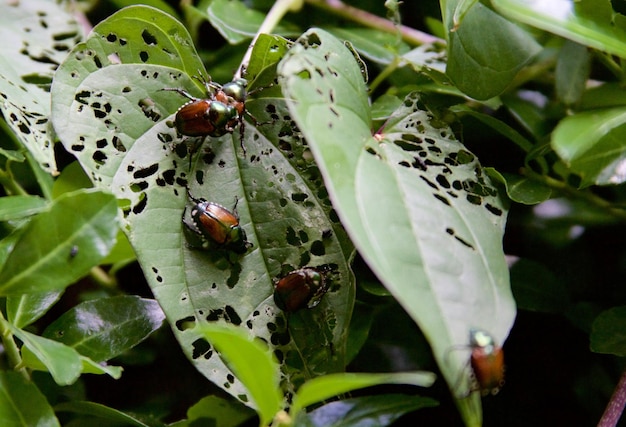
[1, 0, 626, 426]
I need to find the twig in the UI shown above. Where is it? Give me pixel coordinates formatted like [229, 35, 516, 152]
[598, 369, 626, 427]
[305, 0, 444, 46]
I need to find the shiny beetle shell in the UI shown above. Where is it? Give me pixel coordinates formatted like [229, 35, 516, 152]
[216, 78, 248, 115]
[184, 192, 251, 254]
[174, 99, 238, 138]
[273, 267, 328, 312]
[469, 328, 505, 395]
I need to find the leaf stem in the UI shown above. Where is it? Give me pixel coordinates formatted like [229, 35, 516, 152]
[0, 314, 29, 380]
[0, 167, 28, 196]
[305, 0, 444, 46]
[89, 266, 118, 290]
[594, 51, 623, 81]
[523, 169, 626, 222]
[368, 57, 401, 94]
[598, 368, 626, 427]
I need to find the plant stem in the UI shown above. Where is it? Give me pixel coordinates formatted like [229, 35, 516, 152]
[90, 266, 118, 290]
[523, 169, 626, 222]
[368, 57, 401, 94]
[0, 167, 27, 196]
[0, 314, 29, 380]
[305, 0, 444, 46]
[598, 369, 626, 427]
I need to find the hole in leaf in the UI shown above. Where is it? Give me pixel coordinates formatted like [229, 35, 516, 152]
[191, 338, 212, 359]
[141, 29, 157, 45]
[175, 316, 196, 331]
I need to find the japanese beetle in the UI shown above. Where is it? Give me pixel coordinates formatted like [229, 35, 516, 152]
[162, 86, 239, 138]
[215, 78, 248, 116]
[468, 328, 505, 395]
[183, 190, 252, 254]
[274, 267, 329, 312]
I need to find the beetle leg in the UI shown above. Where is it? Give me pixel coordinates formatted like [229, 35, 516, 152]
[185, 187, 206, 205]
[161, 87, 198, 101]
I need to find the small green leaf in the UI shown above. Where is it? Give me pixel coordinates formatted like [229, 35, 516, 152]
[297, 394, 439, 427]
[486, 169, 552, 205]
[452, 0, 480, 29]
[492, 0, 626, 59]
[327, 28, 409, 64]
[0, 190, 118, 295]
[451, 105, 535, 153]
[199, 323, 282, 426]
[10, 325, 82, 386]
[54, 401, 154, 427]
[0, 195, 47, 221]
[42, 296, 165, 362]
[291, 372, 436, 417]
[555, 41, 591, 107]
[580, 83, 626, 110]
[79, 356, 123, 378]
[7, 290, 64, 328]
[445, 2, 541, 99]
[0, 371, 60, 427]
[591, 306, 626, 356]
[245, 33, 292, 85]
[207, 0, 297, 43]
[51, 162, 94, 199]
[551, 107, 626, 187]
[371, 95, 403, 121]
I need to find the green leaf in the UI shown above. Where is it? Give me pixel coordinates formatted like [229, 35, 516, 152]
[51, 162, 94, 199]
[0, 0, 80, 174]
[0, 195, 47, 221]
[51, 5, 206, 189]
[297, 394, 439, 427]
[451, 0, 480, 29]
[207, 0, 298, 43]
[184, 395, 255, 427]
[42, 296, 165, 362]
[9, 325, 82, 386]
[591, 306, 626, 356]
[327, 28, 409, 64]
[100, 230, 137, 268]
[444, 2, 541, 99]
[450, 105, 535, 154]
[279, 28, 515, 425]
[290, 372, 436, 417]
[79, 356, 123, 379]
[555, 41, 592, 107]
[0, 371, 60, 427]
[7, 290, 64, 328]
[580, 83, 626, 110]
[0, 190, 118, 295]
[401, 44, 449, 81]
[551, 107, 626, 187]
[51, 6, 355, 407]
[54, 401, 154, 427]
[244, 33, 292, 85]
[492, 0, 626, 59]
[345, 302, 377, 364]
[199, 323, 282, 426]
[486, 169, 552, 205]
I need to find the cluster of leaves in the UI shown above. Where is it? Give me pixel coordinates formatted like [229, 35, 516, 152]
[2, 0, 626, 426]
